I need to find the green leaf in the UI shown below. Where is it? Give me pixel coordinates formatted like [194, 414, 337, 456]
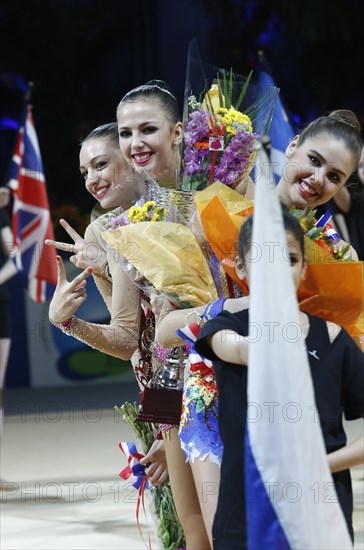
[228, 67, 233, 109]
[223, 70, 229, 109]
[244, 88, 269, 117]
[198, 80, 209, 104]
[235, 70, 253, 111]
[339, 244, 351, 259]
[306, 227, 323, 240]
[216, 72, 224, 109]
[307, 209, 317, 224]
[289, 205, 307, 219]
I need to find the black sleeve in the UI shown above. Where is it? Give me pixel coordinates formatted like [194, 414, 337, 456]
[336, 329, 364, 420]
[0, 209, 12, 268]
[0, 208, 11, 229]
[195, 309, 249, 361]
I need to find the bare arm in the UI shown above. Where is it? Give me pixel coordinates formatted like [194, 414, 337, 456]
[0, 225, 17, 285]
[152, 291, 206, 348]
[207, 330, 249, 365]
[153, 294, 250, 349]
[327, 433, 364, 474]
[49, 222, 141, 361]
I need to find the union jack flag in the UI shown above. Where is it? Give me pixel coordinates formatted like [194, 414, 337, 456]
[7, 104, 57, 302]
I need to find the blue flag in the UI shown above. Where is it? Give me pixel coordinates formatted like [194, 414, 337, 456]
[259, 71, 295, 184]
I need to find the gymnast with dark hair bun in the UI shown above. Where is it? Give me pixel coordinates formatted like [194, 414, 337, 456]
[116, 79, 213, 549]
[117, 79, 183, 186]
[276, 109, 362, 225]
[47, 82, 212, 548]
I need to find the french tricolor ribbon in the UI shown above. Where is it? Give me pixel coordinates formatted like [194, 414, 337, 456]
[119, 441, 150, 489]
[176, 322, 213, 374]
[315, 211, 340, 244]
[315, 210, 332, 228]
[119, 441, 152, 549]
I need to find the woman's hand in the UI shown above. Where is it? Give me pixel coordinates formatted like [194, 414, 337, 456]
[45, 218, 107, 274]
[49, 256, 93, 323]
[140, 439, 168, 486]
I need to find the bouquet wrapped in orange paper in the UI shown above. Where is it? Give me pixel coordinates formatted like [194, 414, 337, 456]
[195, 182, 364, 339]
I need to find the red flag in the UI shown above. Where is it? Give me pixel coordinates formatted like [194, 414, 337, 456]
[7, 104, 57, 302]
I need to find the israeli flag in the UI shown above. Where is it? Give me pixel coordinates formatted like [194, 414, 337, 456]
[246, 150, 353, 547]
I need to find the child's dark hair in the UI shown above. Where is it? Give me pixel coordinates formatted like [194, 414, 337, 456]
[117, 79, 180, 124]
[238, 207, 305, 261]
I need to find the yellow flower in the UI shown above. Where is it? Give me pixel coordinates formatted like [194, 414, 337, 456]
[136, 211, 146, 222]
[155, 206, 167, 216]
[126, 201, 167, 223]
[127, 206, 138, 221]
[216, 107, 252, 135]
[202, 84, 225, 113]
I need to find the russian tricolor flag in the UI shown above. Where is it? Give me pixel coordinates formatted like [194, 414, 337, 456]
[246, 148, 353, 547]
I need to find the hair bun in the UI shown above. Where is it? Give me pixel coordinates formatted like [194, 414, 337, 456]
[118, 79, 180, 123]
[329, 109, 361, 132]
[145, 79, 171, 91]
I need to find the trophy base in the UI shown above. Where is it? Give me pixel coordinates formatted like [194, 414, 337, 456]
[136, 386, 183, 426]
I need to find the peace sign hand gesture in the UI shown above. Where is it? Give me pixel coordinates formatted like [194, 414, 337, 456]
[45, 218, 107, 274]
[49, 255, 93, 324]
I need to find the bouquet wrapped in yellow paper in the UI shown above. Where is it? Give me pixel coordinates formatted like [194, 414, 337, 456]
[101, 220, 218, 308]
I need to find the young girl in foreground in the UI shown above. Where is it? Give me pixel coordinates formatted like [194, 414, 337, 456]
[153, 108, 363, 543]
[195, 210, 364, 550]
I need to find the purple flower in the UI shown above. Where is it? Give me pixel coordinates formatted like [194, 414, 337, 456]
[107, 213, 130, 230]
[184, 145, 205, 176]
[214, 130, 258, 186]
[184, 110, 210, 146]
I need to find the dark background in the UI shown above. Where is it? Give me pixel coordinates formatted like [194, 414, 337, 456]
[0, 0, 363, 232]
